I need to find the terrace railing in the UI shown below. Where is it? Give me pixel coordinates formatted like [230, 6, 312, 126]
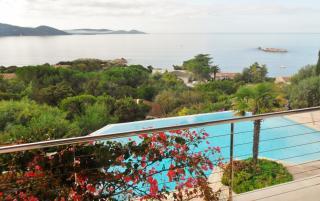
[0, 106, 320, 201]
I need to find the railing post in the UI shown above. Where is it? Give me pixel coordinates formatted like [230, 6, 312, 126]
[229, 123, 234, 201]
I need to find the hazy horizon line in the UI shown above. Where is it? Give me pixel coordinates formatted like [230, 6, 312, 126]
[149, 32, 320, 34]
[2, 22, 320, 35]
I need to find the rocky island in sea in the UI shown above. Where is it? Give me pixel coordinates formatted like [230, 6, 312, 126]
[258, 47, 288, 53]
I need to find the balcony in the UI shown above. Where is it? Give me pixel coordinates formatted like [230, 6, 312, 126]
[0, 107, 319, 201]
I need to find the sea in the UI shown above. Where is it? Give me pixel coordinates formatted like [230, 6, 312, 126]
[0, 33, 319, 76]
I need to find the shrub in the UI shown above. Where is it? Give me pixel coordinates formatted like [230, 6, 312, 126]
[60, 95, 97, 119]
[74, 102, 117, 135]
[0, 100, 79, 143]
[289, 76, 320, 108]
[221, 158, 293, 193]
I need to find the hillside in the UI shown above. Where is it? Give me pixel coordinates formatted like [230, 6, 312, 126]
[0, 23, 69, 36]
[0, 23, 146, 36]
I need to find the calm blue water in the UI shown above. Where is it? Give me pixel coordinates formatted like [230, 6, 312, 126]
[93, 111, 320, 192]
[0, 33, 319, 76]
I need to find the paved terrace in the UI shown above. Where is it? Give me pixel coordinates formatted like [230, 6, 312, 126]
[285, 110, 320, 131]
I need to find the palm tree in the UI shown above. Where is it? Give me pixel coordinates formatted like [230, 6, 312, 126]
[233, 83, 285, 167]
[211, 65, 220, 80]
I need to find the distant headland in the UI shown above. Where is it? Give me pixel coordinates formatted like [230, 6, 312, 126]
[64, 29, 146, 35]
[0, 23, 146, 36]
[0, 23, 69, 36]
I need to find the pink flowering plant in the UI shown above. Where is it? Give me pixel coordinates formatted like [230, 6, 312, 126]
[0, 129, 222, 201]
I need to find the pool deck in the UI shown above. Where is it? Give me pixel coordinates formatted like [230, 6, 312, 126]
[232, 111, 320, 201]
[285, 111, 320, 131]
[286, 160, 320, 180]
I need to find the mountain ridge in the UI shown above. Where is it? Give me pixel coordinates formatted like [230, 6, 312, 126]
[0, 23, 146, 36]
[0, 23, 69, 36]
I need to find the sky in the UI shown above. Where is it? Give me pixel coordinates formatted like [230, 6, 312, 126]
[0, 0, 320, 33]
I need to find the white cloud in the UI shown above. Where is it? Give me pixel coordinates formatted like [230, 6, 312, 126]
[18, 0, 319, 17]
[0, 0, 320, 32]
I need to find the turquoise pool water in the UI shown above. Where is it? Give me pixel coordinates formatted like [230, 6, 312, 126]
[92, 111, 320, 164]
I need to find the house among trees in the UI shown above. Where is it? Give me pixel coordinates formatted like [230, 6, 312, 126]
[213, 72, 238, 80]
[275, 76, 291, 84]
[170, 70, 195, 87]
[152, 68, 166, 74]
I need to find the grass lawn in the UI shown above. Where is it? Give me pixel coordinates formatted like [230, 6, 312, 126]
[221, 158, 293, 194]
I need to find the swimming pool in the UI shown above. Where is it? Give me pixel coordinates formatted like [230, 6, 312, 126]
[91, 111, 320, 194]
[92, 111, 320, 164]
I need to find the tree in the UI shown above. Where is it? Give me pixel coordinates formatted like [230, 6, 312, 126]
[316, 50, 320, 76]
[238, 62, 268, 83]
[195, 80, 239, 95]
[32, 82, 74, 106]
[157, 72, 187, 90]
[182, 54, 218, 81]
[60, 95, 97, 119]
[114, 98, 150, 122]
[96, 66, 150, 97]
[0, 78, 24, 101]
[83, 75, 101, 96]
[75, 102, 117, 135]
[290, 65, 316, 84]
[288, 55, 320, 108]
[100, 66, 149, 88]
[70, 58, 103, 72]
[154, 90, 180, 115]
[16, 65, 72, 87]
[233, 83, 285, 166]
[137, 85, 157, 101]
[211, 65, 220, 80]
[289, 76, 320, 108]
[0, 100, 79, 143]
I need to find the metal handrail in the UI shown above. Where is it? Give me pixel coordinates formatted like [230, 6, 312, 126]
[0, 106, 319, 154]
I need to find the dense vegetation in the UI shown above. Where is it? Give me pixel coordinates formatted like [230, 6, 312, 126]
[1, 53, 320, 144]
[288, 52, 320, 109]
[0, 52, 319, 199]
[0, 57, 235, 144]
[0, 61, 163, 143]
[222, 159, 293, 193]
